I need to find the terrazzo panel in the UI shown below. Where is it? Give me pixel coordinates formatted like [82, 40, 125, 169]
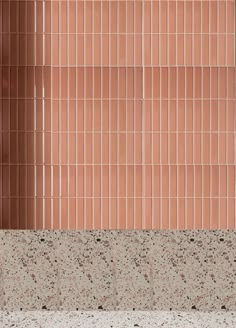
[0, 230, 235, 311]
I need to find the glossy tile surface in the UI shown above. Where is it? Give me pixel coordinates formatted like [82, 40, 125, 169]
[0, 1, 235, 229]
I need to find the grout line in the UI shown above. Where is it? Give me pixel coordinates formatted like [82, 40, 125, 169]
[234, 0, 236, 228]
[92, 0, 95, 229]
[101, 0, 103, 229]
[141, 0, 145, 229]
[43, 0, 46, 229]
[218, 67, 220, 227]
[67, 0, 70, 229]
[201, 66, 204, 228]
[159, 0, 162, 230]
[1, 196, 234, 200]
[58, 0, 62, 229]
[34, 0, 37, 229]
[176, 1, 178, 230]
[167, 3, 170, 229]
[151, 0, 153, 229]
[75, 0, 78, 229]
[109, 0, 111, 229]
[50, 0, 53, 229]
[115, 3, 119, 231]
[84, 1, 86, 230]
[17, 0, 20, 229]
[2, 97, 236, 101]
[8, 0, 11, 229]
[133, 0, 136, 229]
[3, 31, 236, 36]
[125, 0, 128, 229]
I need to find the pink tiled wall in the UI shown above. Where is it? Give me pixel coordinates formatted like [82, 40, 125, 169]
[0, 0, 235, 229]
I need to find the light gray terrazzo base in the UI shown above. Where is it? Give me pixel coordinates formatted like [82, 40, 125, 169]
[1, 230, 236, 311]
[1, 311, 236, 328]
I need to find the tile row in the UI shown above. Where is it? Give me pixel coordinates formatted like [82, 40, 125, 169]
[1, 1, 234, 66]
[1, 34, 234, 67]
[0, 132, 234, 164]
[1, 164, 235, 197]
[0, 165, 235, 229]
[0, 230, 236, 310]
[3, 1, 234, 34]
[1, 67, 234, 99]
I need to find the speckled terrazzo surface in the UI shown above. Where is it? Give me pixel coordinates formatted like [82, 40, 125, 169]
[1, 311, 236, 328]
[0, 230, 235, 311]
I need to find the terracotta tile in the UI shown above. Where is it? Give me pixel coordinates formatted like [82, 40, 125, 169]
[227, 35, 234, 66]
[45, 199, 51, 230]
[102, 133, 109, 164]
[228, 198, 235, 230]
[162, 198, 169, 230]
[127, 134, 134, 165]
[185, 197, 193, 230]
[161, 100, 168, 130]
[134, 34, 142, 66]
[227, 2, 234, 33]
[77, 2, 84, 33]
[219, 198, 227, 229]
[118, 1, 126, 33]
[134, 1, 142, 33]
[10, 34, 18, 65]
[110, 2, 117, 33]
[218, 34, 226, 66]
[101, 197, 108, 229]
[210, 35, 217, 66]
[152, 2, 159, 33]
[127, 197, 134, 229]
[61, 165, 68, 197]
[202, 196, 210, 229]
[53, 198, 60, 230]
[135, 165, 142, 198]
[93, 198, 101, 229]
[118, 198, 126, 229]
[227, 133, 234, 164]
[178, 165, 185, 199]
[202, 35, 209, 66]
[211, 198, 219, 230]
[18, 198, 26, 229]
[110, 35, 117, 66]
[76, 165, 84, 198]
[69, 166, 76, 198]
[61, 198, 68, 229]
[119, 165, 126, 198]
[160, 35, 167, 66]
[211, 133, 218, 164]
[161, 133, 168, 164]
[194, 198, 202, 229]
[152, 35, 159, 66]
[26, 198, 35, 229]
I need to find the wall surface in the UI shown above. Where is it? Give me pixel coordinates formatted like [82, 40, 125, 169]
[0, 230, 236, 311]
[0, 0, 235, 229]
